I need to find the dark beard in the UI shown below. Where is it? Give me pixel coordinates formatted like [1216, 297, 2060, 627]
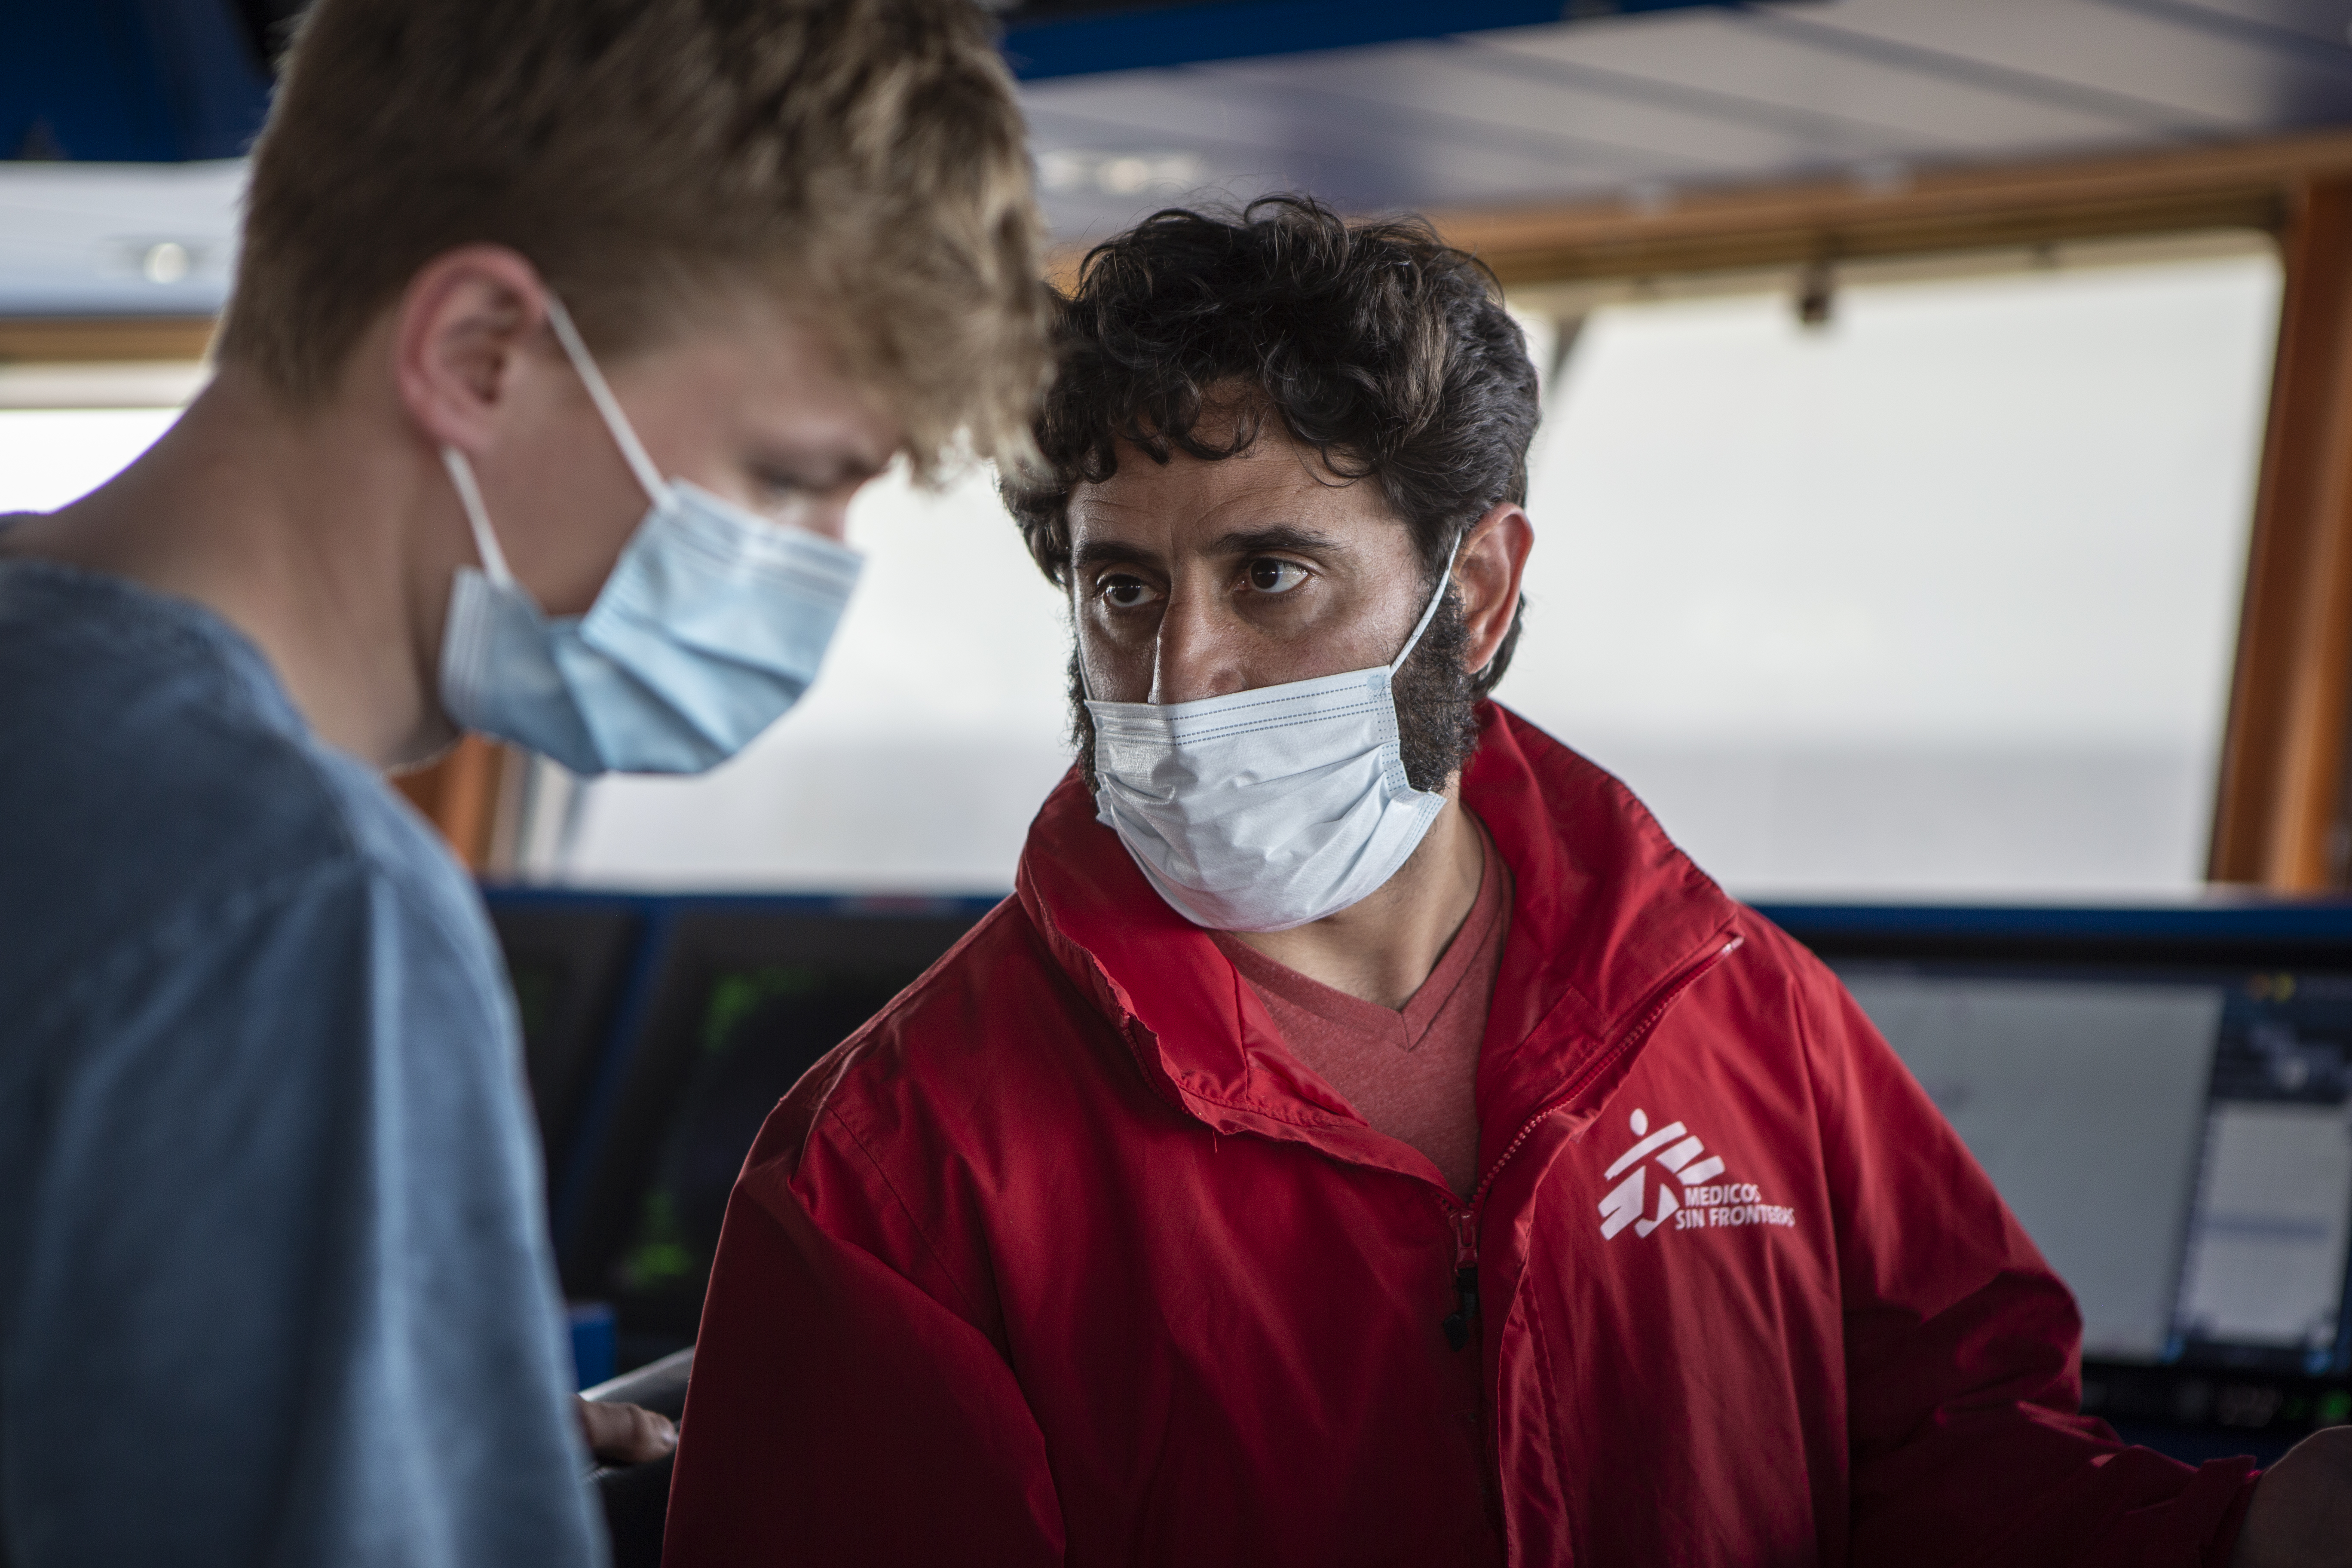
[1067, 584, 1482, 796]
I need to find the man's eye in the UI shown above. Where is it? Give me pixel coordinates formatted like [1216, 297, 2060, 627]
[1101, 576, 1161, 609]
[755, 474, 816, 514]
[1246, 558, 1310, 595]
[754, 462, 812, 495]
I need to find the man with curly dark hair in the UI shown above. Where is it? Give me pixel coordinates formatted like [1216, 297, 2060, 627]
[668, 198, 2349, 1566]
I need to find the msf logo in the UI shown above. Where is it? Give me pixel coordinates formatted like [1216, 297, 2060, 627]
[1598, 1107, 1797, 1240]
[1597, 1108, 1728, 1240]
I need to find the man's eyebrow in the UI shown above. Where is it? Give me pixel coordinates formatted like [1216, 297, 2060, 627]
[1071, 536, 1161, 572]
[1069, 524, 1341, 573]
[757, 441, 891, 491]
[1214, 525, 1343, 557]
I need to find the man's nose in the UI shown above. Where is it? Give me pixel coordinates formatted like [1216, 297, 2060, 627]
[1148, 588, 1246, 706]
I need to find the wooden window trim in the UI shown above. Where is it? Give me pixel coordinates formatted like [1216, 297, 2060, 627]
[0, 317, 217, 364]
[2208, 181, 2352, 890]
[392, 736, 530, 875]
[1425, 129, 2352, 288]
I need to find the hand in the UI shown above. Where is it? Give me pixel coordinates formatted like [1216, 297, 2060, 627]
[576, 1395, 678, 1466]
[2233, 1426, 2352, 1567]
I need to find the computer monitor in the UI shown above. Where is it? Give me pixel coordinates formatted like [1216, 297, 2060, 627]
[555, 895, 998, 1364]
[1762, 903, 2352, 1463]
[482, 892, 649, 1192]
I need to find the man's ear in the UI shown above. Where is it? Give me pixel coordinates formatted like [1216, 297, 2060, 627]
[1456, 500, 1534, 674]
[391, 245, 554, 455]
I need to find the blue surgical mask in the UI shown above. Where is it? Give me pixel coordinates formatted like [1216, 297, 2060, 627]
[436, 296, 864, 776]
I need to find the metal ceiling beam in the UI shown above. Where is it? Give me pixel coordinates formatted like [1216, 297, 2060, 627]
[6, 0, 1748, 160]
[1427, 127, 2352, 285]
[1000, 0, 1736, 80]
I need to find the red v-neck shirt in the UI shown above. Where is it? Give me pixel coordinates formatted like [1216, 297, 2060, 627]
[1212, 818, 1511, 1197]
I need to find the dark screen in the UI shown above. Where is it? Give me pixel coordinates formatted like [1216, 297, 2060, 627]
[603, 960, 924, 1341]
[508, 957, 571, 1133]
[484, 900, 641, 1196]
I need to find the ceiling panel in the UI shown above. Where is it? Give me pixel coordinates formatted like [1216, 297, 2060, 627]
[1024, 62, 1651, 226]
[2095, 0, 2352, 56]
[1185, 62, 1722, 177]
[1213, 44, 1851, 175]
[1481, 12, 2196, 154]
[1022, 0, 2352, 251]
[1797, 0, 2352, 129]
[1439, 36, 1976, 160]
[15, 0, 2352, 312]
[1025, 93, 1615, 238]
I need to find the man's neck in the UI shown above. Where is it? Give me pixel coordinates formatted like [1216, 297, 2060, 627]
[1223, 790, 1485, 1011]
[1, 363, 458, 767]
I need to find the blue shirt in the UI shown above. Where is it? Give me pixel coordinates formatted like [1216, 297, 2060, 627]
[0, 559, 603, 1566]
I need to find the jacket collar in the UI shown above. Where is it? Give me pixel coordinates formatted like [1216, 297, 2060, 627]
[1014, 704, 1743, 1175]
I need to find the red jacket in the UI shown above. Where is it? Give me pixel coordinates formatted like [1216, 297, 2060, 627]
[665, 705, 2257, 1567]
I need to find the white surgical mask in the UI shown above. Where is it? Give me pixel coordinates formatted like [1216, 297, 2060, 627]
[436, 296, 863, 776]
[1086, 542, 1460, 933]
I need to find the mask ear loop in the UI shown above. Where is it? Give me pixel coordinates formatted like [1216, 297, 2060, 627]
[1387, 533, 1466, 675]
[542, 293, 670, 508]
[441, 447, 516, 590]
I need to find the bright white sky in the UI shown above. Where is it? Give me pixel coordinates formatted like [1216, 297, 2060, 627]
[0, 248, 2283, 894]
[0, 408, 180, 514]
[564, 469, 1077, 889]
[1510, 254, 2278, 753]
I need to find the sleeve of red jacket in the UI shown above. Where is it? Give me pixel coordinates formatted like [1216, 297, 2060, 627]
[661, 1146, 1066, 1568]
[1792, 953, 2259, 1568]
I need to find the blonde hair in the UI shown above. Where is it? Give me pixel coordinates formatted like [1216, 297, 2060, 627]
[216, 0, 1050, 475]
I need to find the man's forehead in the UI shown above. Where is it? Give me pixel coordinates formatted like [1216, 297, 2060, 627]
[646, 291, 902, 479]
[1068, 438, 1392, 550]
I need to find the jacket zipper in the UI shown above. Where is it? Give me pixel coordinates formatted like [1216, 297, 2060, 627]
[1442, 1208, 1480, 1350]
[1439, 933, 1742, 1351]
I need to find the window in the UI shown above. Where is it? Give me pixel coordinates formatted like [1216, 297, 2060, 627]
[1507, 244, 2281, 896]
[0, 405, 185, 515]
[554, 466, 1074, 890]
[2, 246, 2281, 903]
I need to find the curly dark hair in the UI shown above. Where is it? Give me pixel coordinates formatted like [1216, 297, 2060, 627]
[1001, 194, 1540, 698]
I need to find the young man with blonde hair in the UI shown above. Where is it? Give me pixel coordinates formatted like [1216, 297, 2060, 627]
[0, 0, 1045, 1560]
